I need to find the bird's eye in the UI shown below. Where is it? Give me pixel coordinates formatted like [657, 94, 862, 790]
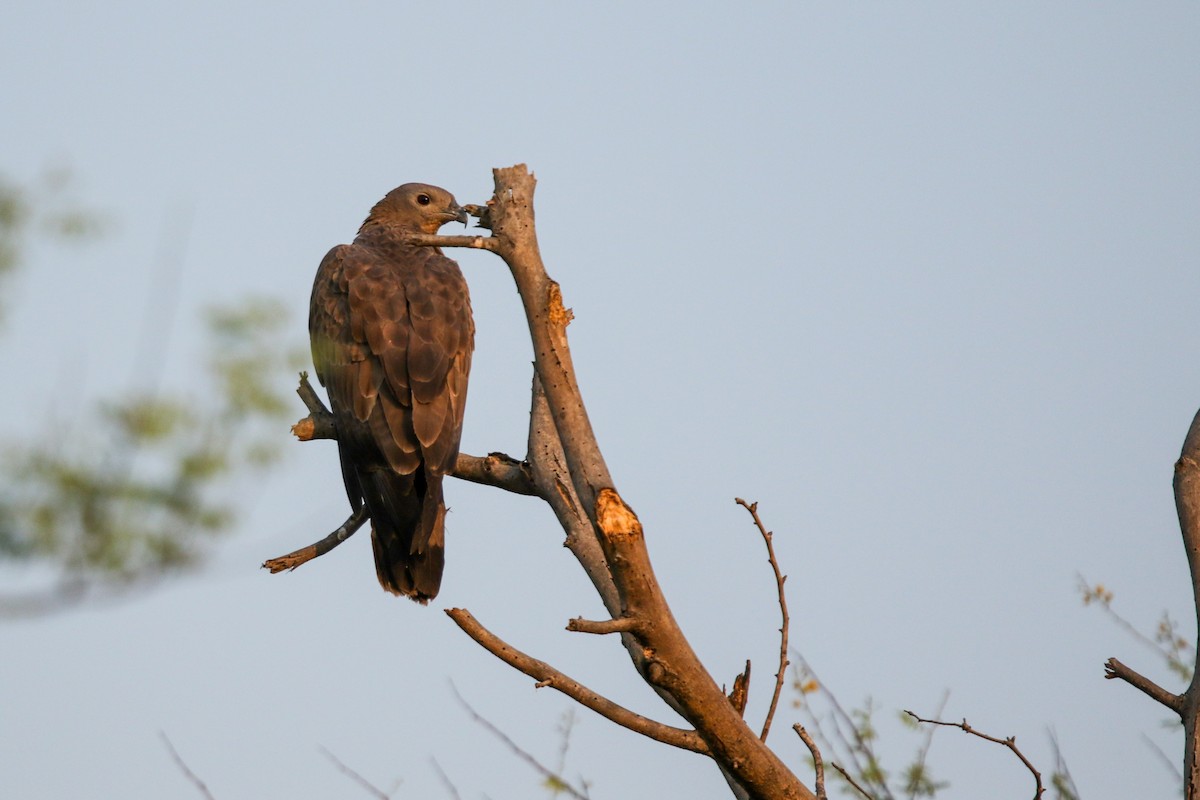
[416, 194, 431, 206]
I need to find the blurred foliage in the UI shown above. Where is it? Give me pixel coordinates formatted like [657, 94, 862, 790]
[0, 297, 305, 596]
[0, 167, 107, 321]
[1079, 576, 1194, 684]
[0, 171, 306, 613]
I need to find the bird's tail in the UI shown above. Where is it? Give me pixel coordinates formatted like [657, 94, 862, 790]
[361, 468, 446, 603]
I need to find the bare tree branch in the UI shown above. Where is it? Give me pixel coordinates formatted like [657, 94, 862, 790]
[736, 497, 791, 742]
[420, 166, 811, 799]
[451, 685, 590, 800]
[793, 724, 827, 800]
[906, 690, 949, 800]
[262, 507, 368, 572]
[566, 616, 638, 635]
[319, 745, 395, 799]
[159, 731, 216, 800]
[904, 711, 1043, 800]
[1104, 656, 1184, 714]
[446, 607, 709, 754]
[404, 232, 498, 251]
[453, 451, 540, 497]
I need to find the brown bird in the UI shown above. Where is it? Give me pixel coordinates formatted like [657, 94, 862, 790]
[309, 183, 474, 602]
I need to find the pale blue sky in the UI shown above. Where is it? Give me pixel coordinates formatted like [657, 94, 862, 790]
[2, 3, 1198, 798]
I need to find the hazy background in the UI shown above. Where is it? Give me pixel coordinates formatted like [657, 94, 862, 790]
[2, 3, 1197, 798]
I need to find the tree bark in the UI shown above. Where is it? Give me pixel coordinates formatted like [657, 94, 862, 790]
[1175, 408, 1200, 799]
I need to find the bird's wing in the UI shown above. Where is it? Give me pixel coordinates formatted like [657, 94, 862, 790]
[402, 248, 474, 475]
[309, 243, 473, 478]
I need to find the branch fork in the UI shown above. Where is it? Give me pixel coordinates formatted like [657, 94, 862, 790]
[273, 166, 815, 800]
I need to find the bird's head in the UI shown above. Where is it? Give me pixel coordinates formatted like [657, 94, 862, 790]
[363, 183, 468, 234]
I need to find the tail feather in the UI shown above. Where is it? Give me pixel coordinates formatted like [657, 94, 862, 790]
[361, 468, 446, 602]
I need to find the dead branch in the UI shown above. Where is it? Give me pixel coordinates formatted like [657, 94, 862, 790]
[419, 166, 811, 799]
[453, 451, 539, 497]
[446, 607, 708, 754]
[262, 507, 368, 572]
[290, 166, 809, 799]
[566, 616, 638, 635]
[159, 731, 216, 800]
[729, 660, 751, 717]
[793, 724, 827, 800]
[1103, 657, 1183, 714]
[451, 685, 590, 800]
[904, 711, 1043, 800]
[404, 232, 498, 251]
[736, 497, 791, 742]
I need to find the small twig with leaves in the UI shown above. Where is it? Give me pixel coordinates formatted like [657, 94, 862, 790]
[791, 654, 891, 798]
[904, 711, 1043, 800]
[736, 497, 791, 742]
[1079, 574, 1194, 682]
[159, 731, 216, 800]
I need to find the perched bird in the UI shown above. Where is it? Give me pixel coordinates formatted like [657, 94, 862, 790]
[309, 183, 474, 602]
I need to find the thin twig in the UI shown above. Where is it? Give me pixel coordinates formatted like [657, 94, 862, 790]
[830, 762, 874, 799]
[451, 684, 590, 800]
[794, 724, 827, 800]
[262, 507, 369, 573]
[904, 711, 1044, 800]
[446, 608, 708, 754]
[404, 232, 498, 251]
[735, 498, 790, 742]
[906, 690, 949, 800]
[159, 731, 216, 800]
[319, 745, 394, 799]
[1104, 657, 1184, 715]
[430, 757, 463, 800]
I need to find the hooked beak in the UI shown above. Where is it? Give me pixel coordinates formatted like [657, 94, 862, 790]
[447, 202, 469, 227]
